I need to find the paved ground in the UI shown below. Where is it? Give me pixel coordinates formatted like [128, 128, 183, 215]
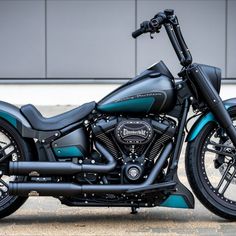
[1, 106, 236, 236]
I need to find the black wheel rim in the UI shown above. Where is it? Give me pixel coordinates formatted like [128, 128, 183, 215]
[199, 119, 236, 210]
[0, 128, 22, 207]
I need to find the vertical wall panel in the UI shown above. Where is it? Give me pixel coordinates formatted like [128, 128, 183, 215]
[47, 0, 135, 78]
[0, 0, 45, 78]
[0, 0, 232, 80]
[227, 0, 236, 78]
[137, 0, 226, 77]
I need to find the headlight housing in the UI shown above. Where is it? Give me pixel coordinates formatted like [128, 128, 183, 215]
[200, 64, 221, 94]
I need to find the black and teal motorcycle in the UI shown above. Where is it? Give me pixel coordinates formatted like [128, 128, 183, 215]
[1, 9, 236, 220]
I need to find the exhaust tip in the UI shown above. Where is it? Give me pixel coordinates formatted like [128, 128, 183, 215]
[8, 182, 17, 195]
[9, 161, 17, 175]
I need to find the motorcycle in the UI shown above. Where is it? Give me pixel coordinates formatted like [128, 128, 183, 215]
[0, 9, 236, 220]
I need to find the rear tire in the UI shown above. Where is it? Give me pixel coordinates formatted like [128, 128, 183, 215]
[186, 107, 236, 220]
[0, 119, 31, 219]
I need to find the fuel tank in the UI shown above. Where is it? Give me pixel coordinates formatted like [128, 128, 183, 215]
[97, 61, 177, 115]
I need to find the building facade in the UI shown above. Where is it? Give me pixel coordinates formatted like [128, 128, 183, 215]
[0, 0, 235, 105]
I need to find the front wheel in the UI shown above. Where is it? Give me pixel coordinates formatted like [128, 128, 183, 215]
[186, 107, 236, 220]
[0, 119, 32, 219]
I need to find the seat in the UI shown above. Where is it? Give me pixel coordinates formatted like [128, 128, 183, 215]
[20, 101, 96, 131]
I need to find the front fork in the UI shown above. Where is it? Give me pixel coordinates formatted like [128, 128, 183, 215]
[187, 64, 236, 147]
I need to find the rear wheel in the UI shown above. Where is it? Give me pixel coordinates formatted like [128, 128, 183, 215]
[186, 107, 236, 220]
[0, 119, 31, 219]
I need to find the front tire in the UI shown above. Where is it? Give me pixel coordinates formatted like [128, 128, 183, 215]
[0, 119, 31, 219]
[186, 107, 236, 220]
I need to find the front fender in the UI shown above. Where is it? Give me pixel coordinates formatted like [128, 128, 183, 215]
[187, 98, 236, 142]
[0, 101, 32, 135]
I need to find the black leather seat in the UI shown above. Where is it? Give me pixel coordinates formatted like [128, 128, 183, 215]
[20, 101, 96, 131]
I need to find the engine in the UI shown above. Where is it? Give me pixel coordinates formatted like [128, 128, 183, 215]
[91, 116, 176, 183]
[115, 120, 153, 145]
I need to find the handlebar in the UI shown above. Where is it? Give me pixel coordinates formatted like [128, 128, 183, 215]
[132, 14, 166, 39]
[132, 21, 151, 38]
[132, 9, 192, 67]
[132, 28, 145, 38]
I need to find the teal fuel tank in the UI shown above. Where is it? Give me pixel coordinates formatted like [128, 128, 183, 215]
[97, 61, 177, 115]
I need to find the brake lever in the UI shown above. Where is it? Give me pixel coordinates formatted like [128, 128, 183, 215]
[149, 25, 160, 39]
[150, 32, 154, 39]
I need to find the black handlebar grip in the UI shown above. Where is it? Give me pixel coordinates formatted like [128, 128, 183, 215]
[132, 28, 144, 38]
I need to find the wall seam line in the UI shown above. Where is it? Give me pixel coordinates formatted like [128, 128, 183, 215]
[225, 0, 228, 78]
[45, 0, 47, 78]
[135, 0, 137, 76]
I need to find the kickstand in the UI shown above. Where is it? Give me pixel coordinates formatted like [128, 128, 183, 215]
[130, 206, 138, 214]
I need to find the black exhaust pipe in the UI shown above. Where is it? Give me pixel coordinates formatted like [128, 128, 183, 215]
[9, 142, 173, 196]
[9, 142, 116, 176]
[9, 182, 82, 196]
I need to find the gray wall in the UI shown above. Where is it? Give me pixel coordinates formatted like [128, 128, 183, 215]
[0, 0, 235, 79]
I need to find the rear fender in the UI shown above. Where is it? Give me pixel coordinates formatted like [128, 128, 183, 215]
[187, 98, 236, 142]
[0, 101, 32, 136]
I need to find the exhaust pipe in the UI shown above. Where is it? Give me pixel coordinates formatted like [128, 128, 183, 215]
[9, 142, 173, 196]
[9, 182, 82, 196]
[9, 142, 116, 176]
